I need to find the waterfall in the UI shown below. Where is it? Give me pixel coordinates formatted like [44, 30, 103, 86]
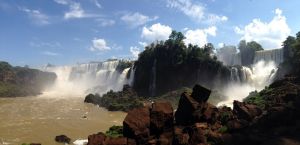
[149, 59, 157, 97]
[253, 49, 284, 65]
[44, 60, 134, 95]
[219, 60, 277, 107]
[128, 65, 135, 86]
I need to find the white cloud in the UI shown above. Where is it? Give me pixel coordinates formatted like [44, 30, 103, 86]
[53, 0, 69, 5]
[93, 0, 102, 9]
[205, 14, 228, 24]
[64, 2, 85, 19]
[96, 18, 115, 27]
[130, 46, 141, 58]
[42, 51, 59, 56]
[141, 23, 172, 42]
[235, 8, 291, 49]
[59, 1, 98, 19]
[139, 41, 148, 47]
[19, 7, 49, 25]
[166, 0, 227, 24]
[218, 42, 225, 48]
[121, 12, 158, 28]
[90, 38, 111, 51]
[184, 26, 217, 47]
[30, 41, 61, 48]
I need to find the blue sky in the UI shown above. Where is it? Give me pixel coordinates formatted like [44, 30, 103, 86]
[0, 0, 299, 67]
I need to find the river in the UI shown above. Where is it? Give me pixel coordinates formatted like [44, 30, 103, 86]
[0, 94, 126, 145]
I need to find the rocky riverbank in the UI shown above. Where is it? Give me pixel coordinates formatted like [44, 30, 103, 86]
[85, 74, 300, 145]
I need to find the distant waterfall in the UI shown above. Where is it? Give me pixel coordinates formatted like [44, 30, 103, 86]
[221, 48, 284, 66]
[149, 59, 157, 97]
[253, 49, 284, 65]
[229, 61, 277, 88]
[44, 60, 134, 95]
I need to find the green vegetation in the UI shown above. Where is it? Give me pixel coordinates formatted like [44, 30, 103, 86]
[134, 30, 230, 96]
[0, 61, 56, 97]
[116, 60, 133, 73]
[243, 91, 266, 109]
[238, 40, 264, 66]
[218, 126, 228, 133]
[105, 125, 123, 138]
[219, 111, 232, 124]
[282, 31, 300, 74]
[97, 85, 144, 112]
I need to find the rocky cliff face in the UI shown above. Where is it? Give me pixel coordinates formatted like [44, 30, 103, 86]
[86, 75, 300, 145]
[0, 61, 57, 97]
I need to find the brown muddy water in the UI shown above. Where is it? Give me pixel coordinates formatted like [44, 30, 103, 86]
[0, 94, 126, 145]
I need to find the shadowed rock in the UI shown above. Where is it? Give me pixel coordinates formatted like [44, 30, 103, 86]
[150, 101, 174, 135]
[191, 84, 211, 103]
[55, 135, 71, 144]
[233, 101, 262, 121]
[175, 92, 200, 125]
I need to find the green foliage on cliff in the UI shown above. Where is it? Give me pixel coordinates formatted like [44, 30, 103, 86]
[0, 61, 56, 97]
[133, 31, 230, 96]
[244, 90, 266, 109]
[116, 60, 133, 73]
[282, 31, 300, 74]
[105, 125, 123, 138]
[96, 85, 144, 112]
[238, 40, 264, 66]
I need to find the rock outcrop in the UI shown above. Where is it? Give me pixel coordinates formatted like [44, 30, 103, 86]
[86, 77, 300, 145]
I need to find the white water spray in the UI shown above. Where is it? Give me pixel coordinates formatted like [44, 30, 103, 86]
[217, 60, 277, 108]
[43, 60, 134, 97]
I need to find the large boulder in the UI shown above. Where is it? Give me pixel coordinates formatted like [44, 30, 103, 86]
[192, 103, 219, 124]
[175, 85, 213, 125]
[55, 135, 71, 144]
[150, 101, 174, 135]
[87, 132, 106, 145]
[233, 101, 262, 121]
[191, 84, 211, 103]
[123, 107, 150, 144]
[175, 92, 200, 125]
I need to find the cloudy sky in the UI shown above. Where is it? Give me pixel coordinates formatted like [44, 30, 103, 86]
[0, 0, 299, 67]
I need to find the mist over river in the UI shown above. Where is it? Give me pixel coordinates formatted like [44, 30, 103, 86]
[0, 94, 126, 145]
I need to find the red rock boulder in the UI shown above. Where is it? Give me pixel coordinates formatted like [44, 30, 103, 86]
[123, 107, 150, 144]
[150, 101, 174, 135]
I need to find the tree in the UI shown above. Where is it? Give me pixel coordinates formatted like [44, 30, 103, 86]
[203, 43, 215, 55]
[296, 32, 300, 40]
[282, 36, 296, 60]
[247, 41, 263, 51]
[169, 30, 185, 42]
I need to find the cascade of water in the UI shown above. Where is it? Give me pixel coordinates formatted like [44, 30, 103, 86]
[220, 60, 277, 107]
[44, 60, 133, 96]
[149, 59, 157, 97]
[253, 49, 284, 65]
[128, 65, 135, 86]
